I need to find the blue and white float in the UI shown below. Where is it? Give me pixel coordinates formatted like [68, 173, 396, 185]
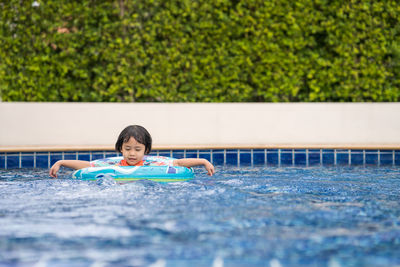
[72, 162, 194, 183]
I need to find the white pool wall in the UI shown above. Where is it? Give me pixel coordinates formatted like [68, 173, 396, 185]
[0, 102, 399, 150]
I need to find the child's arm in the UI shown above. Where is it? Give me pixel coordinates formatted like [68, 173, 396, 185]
[49, 160, 91, 178]
[173, 158, 215, 176]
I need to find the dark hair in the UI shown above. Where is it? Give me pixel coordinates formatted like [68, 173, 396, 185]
[115, 125, 152, 154]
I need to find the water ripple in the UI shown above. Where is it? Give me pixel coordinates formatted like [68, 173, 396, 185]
[0, 166, 399, 266]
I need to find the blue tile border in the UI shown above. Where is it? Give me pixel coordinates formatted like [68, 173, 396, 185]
[172, 150, 185, 159]
[7, 154, 19, 169]
[226, 150, 238, 166]
[337, 151, 350, 165]
[1, 149, 400, 169]
[21, 153, 34, 168]
[294, 152, 307, 166]
[253, 151, 265, 166]
[309, 150, 321, 166]
[280, 151, 293, 166]
[267, 150, 279, 166]
[351, 151, 364, 166]
[239, 151, 252, 166]
[36, 153, 50, 168]
[322, 152, 334, 166]
[395, 151, 400, 166]
[0, 154, 5, 169]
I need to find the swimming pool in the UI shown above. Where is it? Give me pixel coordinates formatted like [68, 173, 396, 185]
[1, 166, 399, 267]
[1, 148, 400, 169]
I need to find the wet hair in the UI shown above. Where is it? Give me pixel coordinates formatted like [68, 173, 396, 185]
[115, 125, 152, 154]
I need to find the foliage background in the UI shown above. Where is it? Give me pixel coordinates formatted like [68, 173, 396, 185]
[1, 0, 400, 102]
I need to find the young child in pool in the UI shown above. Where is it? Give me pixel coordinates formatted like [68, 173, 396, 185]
[49, 125, 215, 178]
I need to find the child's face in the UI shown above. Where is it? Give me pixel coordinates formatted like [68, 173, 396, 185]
[121, 137, 146, 166]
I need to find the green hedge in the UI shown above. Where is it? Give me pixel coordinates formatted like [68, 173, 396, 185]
[1, 0, 400, 102]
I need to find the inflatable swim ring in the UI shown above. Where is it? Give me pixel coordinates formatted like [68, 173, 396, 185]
[72, 163, 194, 183]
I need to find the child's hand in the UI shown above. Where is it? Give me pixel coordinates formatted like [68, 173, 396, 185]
[204, 160, 215, 176]
[49, 161, 61, 178]
[49, 160, 90, 178]
[173, 158, 215, 176]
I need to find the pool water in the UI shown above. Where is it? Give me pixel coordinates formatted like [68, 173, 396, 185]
[0, 166, 399, 267]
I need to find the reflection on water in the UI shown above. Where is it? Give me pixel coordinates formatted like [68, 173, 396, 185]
[0, 166, 399, 267]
